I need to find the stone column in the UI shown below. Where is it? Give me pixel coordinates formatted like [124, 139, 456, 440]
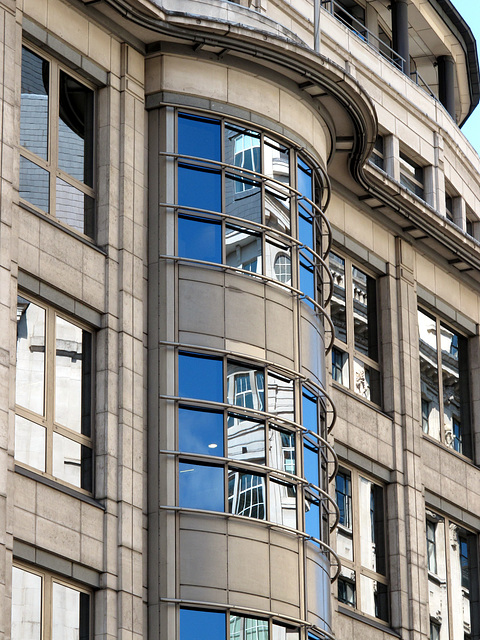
[392, 0, 409, 75]
[437, 55, 456, 119]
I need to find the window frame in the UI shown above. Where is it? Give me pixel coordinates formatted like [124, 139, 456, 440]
[329, 251, 381, 405]
[15, 292, 94, 493]
[19, 42, 96, 238]
[399, 151, 424, 199]
[417, 306, 472, 459]
[335, 465, 389, 623]
[11, 563, 92, 640]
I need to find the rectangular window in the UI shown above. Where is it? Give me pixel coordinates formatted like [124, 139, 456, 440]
[335, 467, 388, 622]
[20, 45, 95, 237]
[418, 308, 471, 458]
[180, 609, 299, 640]
[329, 252, 381, 404]
[370, 136, 384, 170]
[399, 152, 424, 199]
[15, 294, 93, 491]
[12, 565, 91, 640]
[426, 509, 479, 640]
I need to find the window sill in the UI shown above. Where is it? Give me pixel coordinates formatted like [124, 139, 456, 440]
[337, 605, 399, 636]
[15, 465, 105, 510]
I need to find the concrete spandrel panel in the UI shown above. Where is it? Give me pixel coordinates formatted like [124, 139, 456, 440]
[265, 299, 294, 364]
[228, 536, 270, 596]
[270, 544, 300, 608]
[300, 314, 325, 385]
[179, 529, 227, 590]
[305, 550, 332, 631]
[228, 518, 269, 543]
[180, 512, 228, 535]
[178, 279, 225, 339]
[225, 287, 266, 349]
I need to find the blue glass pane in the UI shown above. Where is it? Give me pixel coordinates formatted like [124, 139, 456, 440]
[305, 497, 320, 540]
[179, 462, 224, 511]
[179, 353, 223, 402]
[298, 211, 313, 248]
[180, 608, 226, 640]
[178, 164, 221, 212]
[304, 441, 319, 487]
[179, 407, 224, 455]
[178, 113, 221, 162]
[302, 388, 318, 432]
[178, 215, 222, 263]
[297, 158, 312, 211]
[225, 175, 262, 224]
[300, 258, 315, 308]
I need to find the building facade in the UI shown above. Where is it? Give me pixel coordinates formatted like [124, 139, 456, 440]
[1, 1, 480, 640]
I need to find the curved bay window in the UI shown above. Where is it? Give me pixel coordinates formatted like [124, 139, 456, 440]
[173, 112, 329, 311]
[172, 351, 336, 540]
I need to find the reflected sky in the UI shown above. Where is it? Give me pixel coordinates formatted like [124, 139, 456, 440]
[179, 461, 224, 511]
[180, 608, 226, 640]
[178, 113, 221, 162]
[179, 406, 224, 455]
[179, 353, 223, 402]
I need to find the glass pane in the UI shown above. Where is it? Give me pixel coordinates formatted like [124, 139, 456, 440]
[265, 241, 291, 286]
[52, 582, 89, 640]
[353, 358, 377, 400]
[270, 428, 295, 474]
[227, 362, 264, 411]
[337, 528, 354, 562]
[178, 164, 221, 212]
[58, 71, 94, 186]
[20, 156, 50, 213]
[225, 124, 261, 174]
[225, 226, 262, 274]
[179, 406, 224, 455]
[225, 174, 262, 225]
[227, 414, 265, 464]
[449, 524, 472, 637]
[264, 137, 290, 186]
[180, 608, 225, 640]
[418, 309, 440, 441]
[53, 432, 92, 490]
[230, 616, 268, 640]
[56, 177, 94, 236]
[228, 470, 265, 519]
[358, 476, 375, 569]
[329, 253, 347, 343]
[303, 439, 319, 487]
[55, 316, 84, 433]
[332, 347, 348, 387]
[270, 479, 296, 528]
[178, 113, 221, 162]
[299, 257, 315, 307]
[360, 575, 388, 621]
[440, 323, 461, 452]
[267, 372, 294, 421]
[336, 471, 352, 529]
[264, 137, 290, 233]
[178, 215, 222, 263]
[179, 353, 223, 403]
[15, 415, 46, 472]
[179, 461, 224, 511]
[272, 623, 300, 640]
[302, 387, 318, 433]
[338, 570, 356, 607]
[352, 266, 377, 359]
[305, 494, 319, 540]
[21, 47, 49, 160]
[16, 297, 45, 416]
[12, 567, 42, 640]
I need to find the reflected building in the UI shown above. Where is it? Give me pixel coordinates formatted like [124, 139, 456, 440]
[3, 2, 480, 640]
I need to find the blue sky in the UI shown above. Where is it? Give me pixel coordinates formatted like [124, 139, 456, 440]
[451, 0, 480, 154]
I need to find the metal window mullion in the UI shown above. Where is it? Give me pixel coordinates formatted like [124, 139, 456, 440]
[44, 307, 56, 477]
[436, 316, 446, 445]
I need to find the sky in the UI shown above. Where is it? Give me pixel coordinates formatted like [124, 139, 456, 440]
[451, 0, 480, 155]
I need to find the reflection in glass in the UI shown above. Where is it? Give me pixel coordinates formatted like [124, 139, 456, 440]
[55, 316, 84, 432]
[270, 479, 296, 528]
[305, 492, 320, 540]
[225, 226, 261, 274]
[338, 570, 356, 608]
[178, 215, 222, 263]
[303, 438, 319, 488]
[55, 177, 94, 236]
[332, 347, 348, 387]
[21, 47, 49, 160]
[52, 582, 90, 640]
[228, 470, 265, 519]
[20, 156, 50, 212]
[358, 477, 386, 575]
[335, 470, 352, 529]
[180, 608, 226, 640]
[227, 414, 265, 464]
[15, 415, 46, 472]
[360, 575, 388, 621]
[272, 623, 300, 640]
[265, 241, 291, 286]
[53, 432, 92, 491]
[179, 406, 224, 456]
[16, 297, 45, 416]
[352, 266, 377, 359]
[177, 164, 221, 212]
[58, 71, 94, 186]
[178, 113, 221, 162]
[230, 616, 269, 640]
[225, 174, 261, 225]
[440, 322, 461, 452]
[418, 309, 440, 441]
[299, 257, 315, 306]
[267, 372, 294, 421]
[264, 137, 290, 233]
[227, 362, 264, 410]
[179, 461, 224, 511]
[302, 387, 318, 433]
[270, 428, 295, 474]
[329, 253, 347, 343]
[12, 567, 42, 640]
[179, 353, 223, 403]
